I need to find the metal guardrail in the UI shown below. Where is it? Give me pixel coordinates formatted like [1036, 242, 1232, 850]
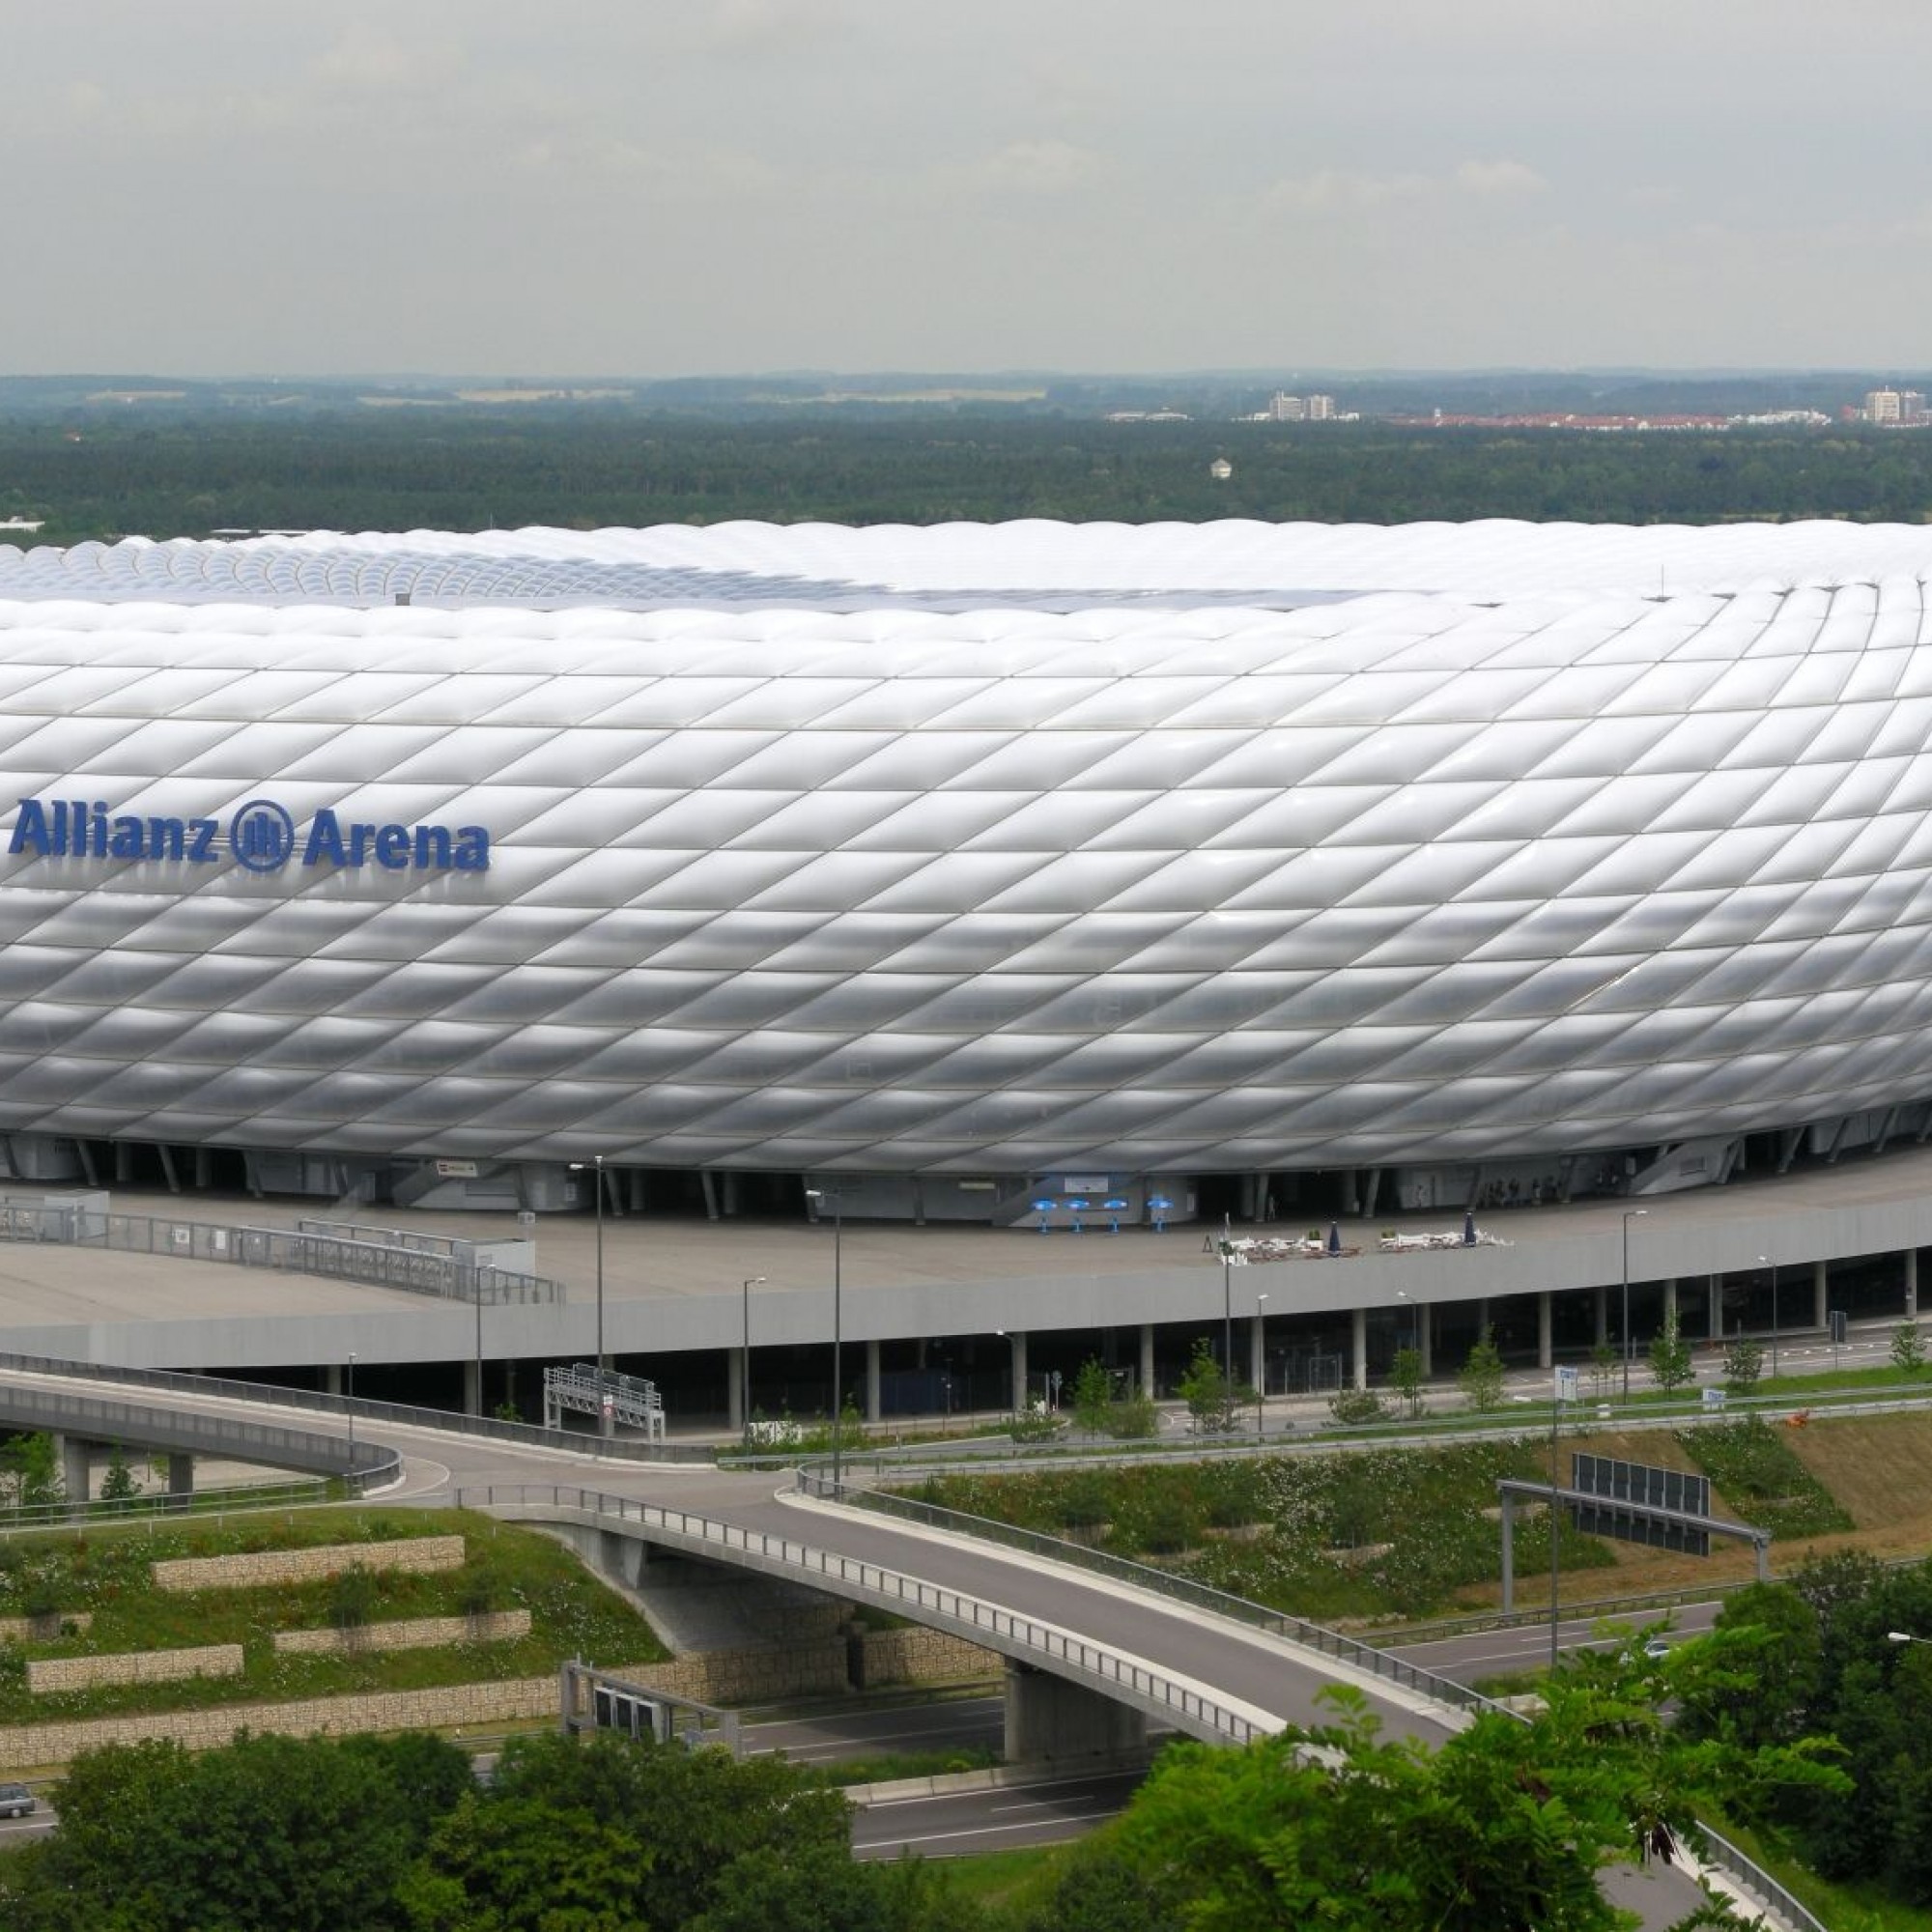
[0, 1478, 332, 1533]
[0, 1376, 399, 1495]
[0, 1352, 717, 1463]
[801, 1469, 1515, 1723]
[1696, 1822, 1832, 1932]
[462, 1481, 1265, 1747]
[0, 1199, 564, 1306]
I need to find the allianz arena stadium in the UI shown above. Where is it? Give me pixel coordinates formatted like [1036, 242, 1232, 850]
[6, 516, 1932, 1228]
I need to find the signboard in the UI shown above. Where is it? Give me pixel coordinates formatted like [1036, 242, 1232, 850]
[1571, 1452, 1711, 1558]
[1554, 1365, 1579, 1404]
[434, 1159, 480, 1179]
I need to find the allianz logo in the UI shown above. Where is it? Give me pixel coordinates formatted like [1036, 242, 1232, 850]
[7, 797, 491, 873]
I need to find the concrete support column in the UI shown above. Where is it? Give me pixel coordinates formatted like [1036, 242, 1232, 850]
[865, 1339, 882, 1423]
[726, 1348, 746, 1432]
[1416, 1302, 1433, 1377]
[1350, 1305, 1368, 1390]
[462, 1358, 482, 1418]
[324, 1365, 343, 1398]
[1004, 1661, 1149, 1764]
[1708, 1275, 1724, 1338]
[1537, 1291, 1553, 1370]
[1138, 1323, 1155, 1398]
[1007, 1331, 1029, 1411]
[1814, 1260, 1829, 1331]
[1249, 1311, 1266, 1396]
[57, 1435, 93, 1503]
[166, 1453, 193, 1500]
[1592, 1285, 1609, 1346]
[1662, 1278, 1679, 1332]
[1908, 1249, 1919, 1319]
[1476, 1297, 1492, 1340]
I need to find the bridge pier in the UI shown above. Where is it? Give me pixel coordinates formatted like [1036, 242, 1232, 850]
[463, 1359, 482, 1417]
[1003, 1660, 1149, 1764]
[57, 1434, 99, 1501]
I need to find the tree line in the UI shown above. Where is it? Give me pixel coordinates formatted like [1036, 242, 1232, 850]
[3, 416, 1931, 542]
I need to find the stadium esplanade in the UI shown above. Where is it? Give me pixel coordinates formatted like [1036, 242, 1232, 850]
[13, 518, 1932, 1394]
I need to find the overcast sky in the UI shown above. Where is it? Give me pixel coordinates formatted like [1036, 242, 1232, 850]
[5, 1, 1930, 379]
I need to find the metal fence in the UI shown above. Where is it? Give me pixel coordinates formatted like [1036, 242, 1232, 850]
[0, 1477, 332, 1534]
[462, 1481, 1264, 1747]
[0, 1199, 564, 1306]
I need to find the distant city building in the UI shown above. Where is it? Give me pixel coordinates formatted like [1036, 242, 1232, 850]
[1266, 392, 1336, 422]
[1208, 457, 1233, 481]
[1862, 389, 1926, 425]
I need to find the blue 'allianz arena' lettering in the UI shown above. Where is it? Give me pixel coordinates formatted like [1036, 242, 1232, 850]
[6, 797, 490, 873]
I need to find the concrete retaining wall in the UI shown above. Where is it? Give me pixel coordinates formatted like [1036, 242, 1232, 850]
[152, 1535, 465, 1593]
[273, 1610, 531, 1655]
[28, 1645, 243, 1693]
[0, 1626, 1000, 1770]
[0, 1614, 92, 1642]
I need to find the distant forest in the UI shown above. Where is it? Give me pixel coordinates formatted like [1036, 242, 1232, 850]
[4, 412, 1932, 540]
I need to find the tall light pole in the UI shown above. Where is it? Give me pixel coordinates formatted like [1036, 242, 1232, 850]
[806, 1187, 846, 1491]
[1621, 1208, 1648, 1401]
[1221, 1213, 1234, 1388]
[1255, 1292, 1268, 1435]
[569, 1155, 610, 1432]
[347, 1350, 356, 1486]
[740, 1276, 765, 1437]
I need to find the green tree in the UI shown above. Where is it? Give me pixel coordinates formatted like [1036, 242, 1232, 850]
[1722, 1336, 1764, 1395]
[1, 1731, 470, 1932]
[1587, 1339, 1618, 1401]
[1457, 1328, 1507, 1412]
[1891, 1321, 1926, 1377]
[0, 1431, 61, 1511]
[1069, 1357, 1116, 1437]
[98, 1444, 141, 1510]
[1389, 1346, 1425, 1418]
[401, 1728, 869, 1932]
[1648, 1310, 1696, 1395]
[1177, 1338, 1238, 1434]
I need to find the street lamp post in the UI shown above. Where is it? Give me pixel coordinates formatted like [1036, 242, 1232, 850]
[806, 1188, 846, 1491]
[1621, 1208, 1648, 1401]
[1255, 1292, 1268, 1435]
[740, 1276, 766, 1438]
[347, 1350, 356, 1486]
[1221, 1214, 1234, 1392]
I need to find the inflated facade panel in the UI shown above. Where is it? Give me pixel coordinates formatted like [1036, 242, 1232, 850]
[3, 521, 1932, 1175]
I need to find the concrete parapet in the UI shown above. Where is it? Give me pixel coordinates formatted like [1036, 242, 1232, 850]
[273, 1610, 531, 1655]
[152, 1535, 465, 1593]
[29, 1644, 243, 1693]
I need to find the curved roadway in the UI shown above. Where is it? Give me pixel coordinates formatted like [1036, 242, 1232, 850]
[0, 1363, 1746, 1929]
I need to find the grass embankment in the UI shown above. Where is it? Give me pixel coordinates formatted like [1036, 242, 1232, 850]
[900, 1405, 1932, 1623]
[0, 1507, 666, 1723]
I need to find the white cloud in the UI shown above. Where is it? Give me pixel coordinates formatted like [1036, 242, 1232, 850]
[1453, 158, 1546, 197]
[949, 139, 1107, 197]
